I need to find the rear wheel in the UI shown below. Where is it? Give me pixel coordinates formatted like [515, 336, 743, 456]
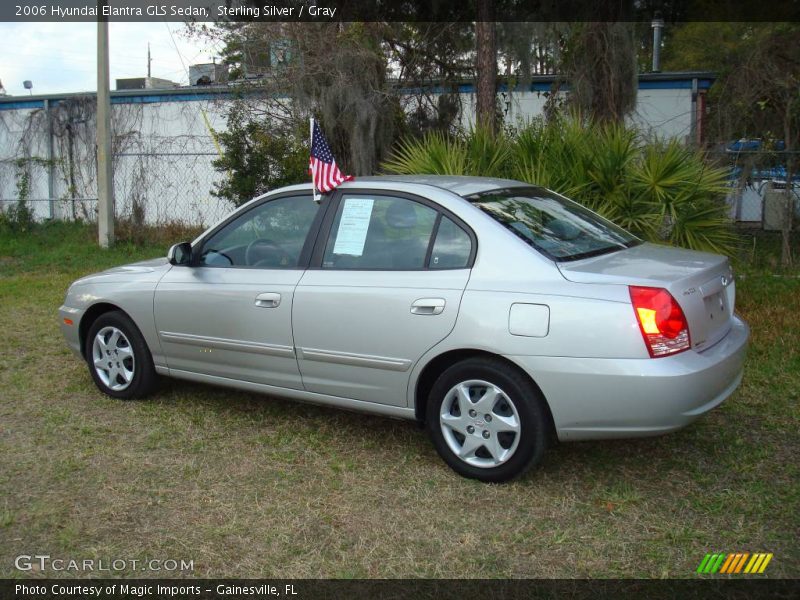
[426, 358, 549, 482]
[85, 311, 157, 400]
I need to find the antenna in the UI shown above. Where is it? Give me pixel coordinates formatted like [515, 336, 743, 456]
[147, 43, 151, 78]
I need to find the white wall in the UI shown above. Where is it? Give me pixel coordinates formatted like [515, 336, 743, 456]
[0, 96, 232, 225]
[0, 85, 700, 226]
[0, 107, 52, 220]
[629, 88, 694, 142]
[457, 87, 696, 142]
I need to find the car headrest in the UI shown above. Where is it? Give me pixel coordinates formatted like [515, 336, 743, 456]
[385, 200, 418, 229]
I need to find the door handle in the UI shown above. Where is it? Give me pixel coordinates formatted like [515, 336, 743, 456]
[411, 298, 445, 315]
[254, 292, 281, 308]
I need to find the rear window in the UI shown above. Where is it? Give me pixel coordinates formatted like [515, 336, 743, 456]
[469, 187, 640, 261]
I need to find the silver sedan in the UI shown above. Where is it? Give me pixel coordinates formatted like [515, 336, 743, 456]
[60, 176, 749, 482]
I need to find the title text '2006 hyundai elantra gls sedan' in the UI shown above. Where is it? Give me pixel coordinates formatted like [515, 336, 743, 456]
[60, 176, 748, 481]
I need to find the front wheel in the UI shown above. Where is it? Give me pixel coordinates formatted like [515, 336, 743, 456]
[426, 358, 549, 482]
[85, 311, 157, 400]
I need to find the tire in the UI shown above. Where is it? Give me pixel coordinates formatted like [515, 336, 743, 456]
[426, 357, 549, 482]
[84, 310, 157, 400]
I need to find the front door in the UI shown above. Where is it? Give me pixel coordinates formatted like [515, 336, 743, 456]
[154, 194, 322, 389]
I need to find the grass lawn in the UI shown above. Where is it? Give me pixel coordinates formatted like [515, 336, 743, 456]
[0, 222, 797, 578]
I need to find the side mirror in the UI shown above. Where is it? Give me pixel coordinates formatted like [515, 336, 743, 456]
[167, 242, 193, 266]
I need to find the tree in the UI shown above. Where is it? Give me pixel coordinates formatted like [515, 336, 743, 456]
[560, 22, 638, 123]
[475, 0, 498, 134]
[497, 22, 563, 81]
[200, 22, 398, 176]
[383, 22, 473, 136]
[210, 101, 308, 207]
[199, 21, 480, 175]
[197, 18, 644, 182]
[665, 22, 800, 265]
[494, 19, 638, 125]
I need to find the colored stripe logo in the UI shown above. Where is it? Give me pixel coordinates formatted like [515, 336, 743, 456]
[697, 552, 773, 574]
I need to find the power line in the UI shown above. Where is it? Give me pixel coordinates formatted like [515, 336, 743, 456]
[164, 22, 190, 84]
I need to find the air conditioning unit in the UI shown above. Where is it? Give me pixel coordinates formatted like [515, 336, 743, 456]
[189, 63, 228, 86]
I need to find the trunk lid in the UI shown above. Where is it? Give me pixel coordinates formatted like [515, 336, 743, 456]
[557, 242, 735, 351]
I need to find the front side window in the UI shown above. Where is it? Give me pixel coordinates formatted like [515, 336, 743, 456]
[322, 196, 438, 269]
[200, 195, 319, 268]
[470, 187, 640, 261]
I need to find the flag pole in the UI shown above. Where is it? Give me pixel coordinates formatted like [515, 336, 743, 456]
[310, 117, 320, 203]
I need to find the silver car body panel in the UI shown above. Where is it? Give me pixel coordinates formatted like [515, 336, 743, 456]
[59, 257, 172, 370]
[293, 269, 469, 407]
[153, 266, 305, 389]
[558, 242, 736, 351]
[60, 176, 749, 439]
[167, 368, 416, 420]
[507, 316, 748, 439]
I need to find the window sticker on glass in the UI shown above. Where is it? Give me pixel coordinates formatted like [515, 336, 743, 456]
[332, 198, 374, 256]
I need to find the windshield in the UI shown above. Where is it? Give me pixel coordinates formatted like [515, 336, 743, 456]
[469, 187, 640, 261]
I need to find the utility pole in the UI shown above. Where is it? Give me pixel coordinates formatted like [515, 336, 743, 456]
[97, 3, 114, 247]
[147, 42, 151, 78]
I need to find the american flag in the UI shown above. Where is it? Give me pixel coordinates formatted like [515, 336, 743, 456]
[309, 120, 353, 194]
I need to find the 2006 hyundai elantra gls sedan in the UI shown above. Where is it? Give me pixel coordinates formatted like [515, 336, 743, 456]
[60, 176, 748, 481]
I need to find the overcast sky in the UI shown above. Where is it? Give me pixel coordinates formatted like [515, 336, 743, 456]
[0, 22, 220, 96]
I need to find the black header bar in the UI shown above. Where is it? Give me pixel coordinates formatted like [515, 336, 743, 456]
[2, 579, 800, 600]
[3, 0, 800, 22]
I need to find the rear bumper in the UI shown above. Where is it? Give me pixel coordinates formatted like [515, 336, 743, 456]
[508, 315, 749, 441]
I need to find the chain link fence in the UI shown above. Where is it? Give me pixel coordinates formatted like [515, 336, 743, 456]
[2, 144, 798, 233]
[113, 152, 233, 227]
[0, 94, 234, 229]
[0, 150, 233, 228]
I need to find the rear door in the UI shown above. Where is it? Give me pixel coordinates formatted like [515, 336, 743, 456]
[292, 191, 475, 407]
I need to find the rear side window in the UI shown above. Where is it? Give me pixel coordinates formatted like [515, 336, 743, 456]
[322, 196, 438, 269]
[430, 216, 471, 269]
[471, 187, 640, 261]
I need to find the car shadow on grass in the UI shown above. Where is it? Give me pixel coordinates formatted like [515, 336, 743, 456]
[142, 376, 744, 489]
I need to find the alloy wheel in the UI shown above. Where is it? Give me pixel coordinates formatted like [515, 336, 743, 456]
[91, 326, 135, 391]
[439, 379, 522, 468]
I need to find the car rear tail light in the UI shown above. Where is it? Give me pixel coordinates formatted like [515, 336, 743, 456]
[629, 286, 691, 358]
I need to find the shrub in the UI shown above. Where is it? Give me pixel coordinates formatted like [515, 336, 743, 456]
[0, 162, 36, 234]
[382, 116, 737, 255]
[211, 103, 309, 208]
